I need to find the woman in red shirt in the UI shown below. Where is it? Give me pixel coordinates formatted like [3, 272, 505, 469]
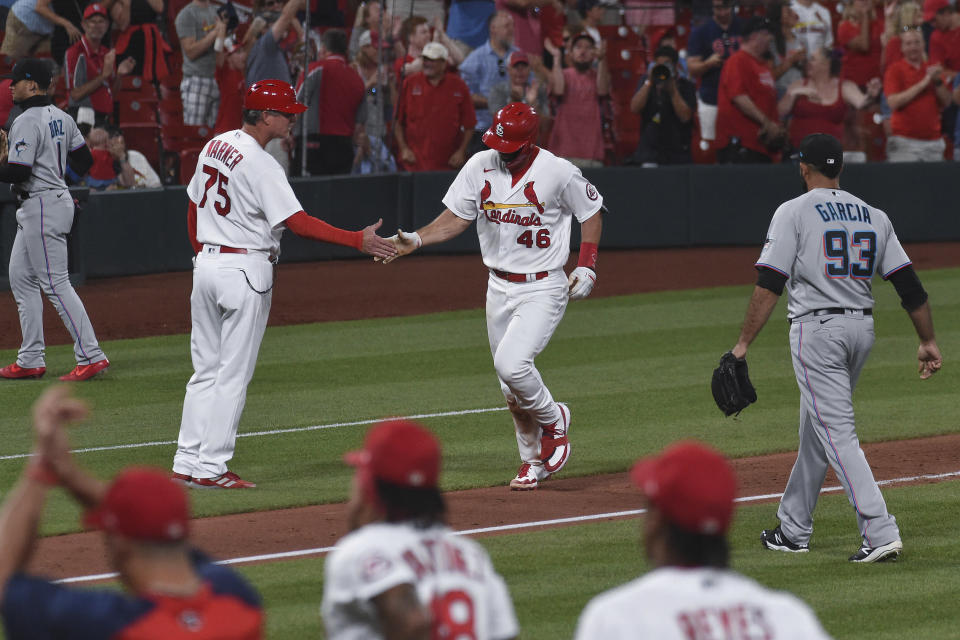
[881, 1, 923, 72]
[838, 0, 884, 88]
[778, 47, 881, 149]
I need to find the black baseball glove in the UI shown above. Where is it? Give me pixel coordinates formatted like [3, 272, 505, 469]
[712, 351, 757, 416]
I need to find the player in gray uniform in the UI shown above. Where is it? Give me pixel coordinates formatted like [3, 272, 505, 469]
[728, 134, 942, 563]
[0, 59, 110, 382]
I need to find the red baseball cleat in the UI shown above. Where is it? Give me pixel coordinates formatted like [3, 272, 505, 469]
[191, 471, 256, 489]
[0, 363, 46, 379]
[171, 472, 193, 485]
[60, 359, 110, 381]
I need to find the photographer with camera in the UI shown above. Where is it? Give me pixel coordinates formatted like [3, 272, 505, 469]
[629, 46, 696, 165]
[716, 16, 787, 163]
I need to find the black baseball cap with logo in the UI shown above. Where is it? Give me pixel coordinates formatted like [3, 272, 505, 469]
[797, 133, 844, 178]
[3, 58, 52, 89]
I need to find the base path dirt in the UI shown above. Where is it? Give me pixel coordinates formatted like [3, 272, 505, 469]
[28, 434, 960, 579]
[5, 244, 959, 579]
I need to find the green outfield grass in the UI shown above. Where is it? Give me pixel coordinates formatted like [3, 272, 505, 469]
[1, 268, 958, 535]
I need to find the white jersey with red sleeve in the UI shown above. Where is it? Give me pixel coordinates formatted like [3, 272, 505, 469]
[187, 129, 303, 255]
[755, 187, 911, 319]
[575, 567, 833, 640]
[442, 148, 603, 273]
[322, 522, 518, 640]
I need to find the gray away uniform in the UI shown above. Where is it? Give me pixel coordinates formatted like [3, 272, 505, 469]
[756, 187, 909, 549]
[6, 102, 106, 368]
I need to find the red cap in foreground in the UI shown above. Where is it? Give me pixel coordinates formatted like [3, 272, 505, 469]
[345, 419, 441, 489]
[84, 467, 190, 542]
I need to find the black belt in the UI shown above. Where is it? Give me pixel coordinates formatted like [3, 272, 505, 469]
[791, 308, 872, 323]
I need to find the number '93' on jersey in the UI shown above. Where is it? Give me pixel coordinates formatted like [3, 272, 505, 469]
[442, 148, 603, 274]
[756, 187, 911, 319]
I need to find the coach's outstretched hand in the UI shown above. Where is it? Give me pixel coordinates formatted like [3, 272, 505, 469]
[361, 219, 399, 260]
[375, 229, 422, 264]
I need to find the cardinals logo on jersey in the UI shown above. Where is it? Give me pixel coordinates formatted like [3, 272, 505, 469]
[522, 182, 545, 214]
[479, 180, 545, 227]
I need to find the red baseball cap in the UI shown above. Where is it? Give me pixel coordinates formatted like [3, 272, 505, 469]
[508, 51, 530, 67]
[630, 441, 737, 535]
[84, 467, 190, 542]
[83, 3, 108, 19]
[924, 0, 951, 21]
[345, 419, 441, 489]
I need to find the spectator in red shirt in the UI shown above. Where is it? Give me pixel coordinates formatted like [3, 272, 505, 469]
[837, 0, 883, 89]
[716, 17, 786, 163]
[928, 0, 960, 71]
[881, 1, 923, 72]
[395, 41, 477, 171]
[495, 0, 550, 56]
[883, 27, 951, 161]
[393, 16, 431, 87]
[65, 3, 136, 126]
[779, 47, 881, 149]
[296, 28, 367, 175]
[213, 35, 247, 134]
[545, 32, 610, 167]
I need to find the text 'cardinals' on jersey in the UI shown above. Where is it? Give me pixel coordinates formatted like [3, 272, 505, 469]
[442, 148, 602, 274]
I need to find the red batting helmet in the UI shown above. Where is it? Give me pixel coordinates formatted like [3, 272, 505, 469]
[482, 102, 539, 153]
[243, 79, 307, 114]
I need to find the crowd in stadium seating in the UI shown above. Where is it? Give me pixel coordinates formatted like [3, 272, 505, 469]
[1, 0, 959, 185]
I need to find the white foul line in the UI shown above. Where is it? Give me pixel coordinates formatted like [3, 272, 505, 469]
[0, 407, 509, 462]
[54, 468, 960, 585]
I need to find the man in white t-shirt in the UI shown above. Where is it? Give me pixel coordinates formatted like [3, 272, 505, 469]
[791, 0, 833, 54]
[575, 441, 834, 640]
[322, 419, 519, 640]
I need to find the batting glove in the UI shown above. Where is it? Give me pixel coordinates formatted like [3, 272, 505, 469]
[567, 266, 596, 300]
[376, 229, 422, 264]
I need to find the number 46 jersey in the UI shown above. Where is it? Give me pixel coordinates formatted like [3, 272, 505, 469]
[756, 187, 911, 320]
[322, 522, 519, 640]
[442, 148, 603, 273]
[187, 129, 303, 255]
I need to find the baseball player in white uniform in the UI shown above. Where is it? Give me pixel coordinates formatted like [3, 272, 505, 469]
[171, 79, 396, 489]
[729, 134, 942, 563]
[323, 418, 518, 640]
[575, 440, 834, 639]
[382, 102, 603, 491]
[0, 59, 110, 383]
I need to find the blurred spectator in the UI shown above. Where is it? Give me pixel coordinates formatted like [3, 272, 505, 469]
[112, 0, 169, 80]
[50, 0, 112, 65]
[779, 47, 881, 149]
[545, 32, 609, 167]
[244, 0, 305, 87]
[348, 0, 392, 59]
[629, 45, 696, 165]
[791, 0, 833, 55]
[394, 15, 431, 84]
[574, 442, 834, 640]
[578, 0, 604, 45]
[296, 28, 367, 175]
[496, 0, 553, 56]
[884, 27, 951, 160]
[768, 1, 805, 97]
[85, 126, 118, 190]
[352, 30, 396, 173]
[929, 0, 960, 70]
[394, 41, 477, 170]
[65, 4, 136, 127]
[0, 386, 264, 640]
[1, 0, 74, 61]
[447, 0, 497, 54]
[882, 1, 923, 71]
[460, 11, 517, 152]
[838, 0, 884, 88]
[384, 0, 445, 23]
[716, 17, 786, 163]
[488, 51, 549, 120]
[175, 0, 223, 127]
[0, 78, 13, 126]
[108, 126, 162, 187]
[655, 30, 691, 78]
[687, 0, 741, 143]
[213, 36, 246, 134]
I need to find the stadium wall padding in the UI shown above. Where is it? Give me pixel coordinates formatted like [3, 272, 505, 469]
[1, 162, 957, 290]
